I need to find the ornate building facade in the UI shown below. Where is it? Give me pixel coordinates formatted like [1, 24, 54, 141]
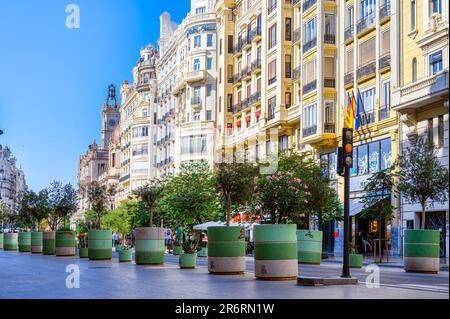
[0, 145, 27, 213]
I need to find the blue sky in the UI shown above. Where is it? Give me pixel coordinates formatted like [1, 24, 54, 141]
[0, 0, 190, 191]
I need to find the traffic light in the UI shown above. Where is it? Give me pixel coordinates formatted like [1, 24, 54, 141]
[337, 147, 344, 176]
[342, 128, 353, 168]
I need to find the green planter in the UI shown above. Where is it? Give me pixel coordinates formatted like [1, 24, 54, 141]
[88, 229, 112, 260]
[404, 229, 440, 273]
[43, 231, 56, 255]
[79, 247, 89, 258]
[180, 253, 197, 269]
[135, 227, 165, 265]
[297, 230, 323, 264]
[18, 232, 32, 252]
[349, 254, 363, 268]
[119, 249, 132, 262]
[31, 232, 43, 254]
[254, 224, 298, 280]
[197, 246, 208, 257]
[208, 226, 246, 274]
[3, 233, 18, 251]
[173, 245, 183, 255]
[115, 244, 123, 252]
[0, 233, 3, 250]
[55, 231, 76, 256]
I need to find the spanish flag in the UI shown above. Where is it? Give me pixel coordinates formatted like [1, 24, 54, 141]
[345, 92, 356, 129]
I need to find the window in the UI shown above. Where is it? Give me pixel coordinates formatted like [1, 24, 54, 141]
[206, 84, 213, 97]
[381, 28, 390, 55]
[196, 6, 206, 14]
[430, 0, 442, 14]
[193, 86, 201, 99]
[346, 49, 354, 73]
[380, 138, 392, 169]
[194, 35, 201, 48]
[320, 151, 337, 179]
[268, 96, 276, 120]
[361, 87, 376, 119]
[352, 138, 392, 176]
[194, 112, 201, 122]
[357, 144, 368, 175]
[132, 126, 149, 138]
[181, 135, 207, 155]
[269, 24, 277, 49]
[324, 102, 334, 125]
[285, 18, 292, 41]
[268, 0, 276, 13]
[207, 110, 212, 121]
[279, 135, 289, 152]
[207, 34, 213, 47]
[268, 60, 276, 85]
[359, 37, 376, 65]
[324, 57, 335, 79]
[207, 57, 213, 70]
[304, 18, 317, 43]
[410, 0, 416, 30]
[219, 67, 222, 84]
[380, 81, 391, 119]
[360, 0, 376, 18]
[369, 141, 380, 173]
[303, 104, 317, 129]
[285, 55, 291, 78]
[219, 38, 222, 55]
[438, 115, 444, 148]
[266, 140, 273, 155]
[227, 94, 233, 112]
[228, 35, 234, 54]
[132, 143, 148, 156]
[429, 50, 443, 75]
[193, 58, 200, 71]
[255, 144, 260, 161]
[285, 92, 292, 108]
[347, 6, 354, 29]
[302, 58, 316, 85]
[428, 118, 434, 145]
[324, 14, 335, 35]
[412, 58, 417, 82]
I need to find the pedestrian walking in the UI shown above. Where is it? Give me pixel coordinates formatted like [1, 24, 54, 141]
[165, 225, 173, 253]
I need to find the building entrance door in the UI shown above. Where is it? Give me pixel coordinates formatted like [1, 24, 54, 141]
[424, 211, 447, 258]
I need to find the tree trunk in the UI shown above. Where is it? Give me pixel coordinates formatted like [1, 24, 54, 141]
[226, 193, 231, 226]
[421, 200, 426, 229]
[149, 207, 153, 227]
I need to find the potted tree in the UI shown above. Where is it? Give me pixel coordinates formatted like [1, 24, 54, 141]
[255, 165, 310, 280]
[349, 243, 363, 268]
[396, 138, 448, 273]
[197, 240, 208, 257]
[179, 237, 199, 269]
[1, 204, 19, 251]
[83, 181, 116, 260]
[103, 204, 133, 262]
[211, 162, 258, 274]
[75, 221, 89, 258]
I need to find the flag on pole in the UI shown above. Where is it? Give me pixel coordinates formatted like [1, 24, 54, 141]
[355, 88, 366, 130]
[345, 92, 356, 129]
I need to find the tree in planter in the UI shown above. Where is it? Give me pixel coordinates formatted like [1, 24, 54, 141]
[17, 190, 49, 231]
[103, 205, 133, 247]
[46, 181, 77, 231]
[396, 137, 449, 229]
[83, 181, 116, 229]
[215, 162, 258, 226]
[132, 178, 166, 228]
[360, 168, 396, 261]
[0, 202, 16, 232]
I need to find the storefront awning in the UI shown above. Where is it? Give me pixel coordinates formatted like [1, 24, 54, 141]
[350, 198, 365, 217]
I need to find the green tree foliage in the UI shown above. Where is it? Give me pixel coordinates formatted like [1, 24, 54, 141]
[132, 178, 166, 227]
[46, 181, 77, 231]
[17, 190, 48, 230]
[82, 181, 116, 229]
[159, 161, 219, 230]
[396, 137, 449, 229]
[215, 162, 258, 225]
[0, 202, 16, 232]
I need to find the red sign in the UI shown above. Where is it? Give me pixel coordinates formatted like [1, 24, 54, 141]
[236, 120, 242, 127]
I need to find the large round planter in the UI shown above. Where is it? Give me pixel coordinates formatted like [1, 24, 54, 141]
[31, 232, 43, 254]
[3, 233, 18, 251]
[88, 229, 112, 260]
[208, 226, 246, 274]
[180, 253, 197, 269]
[349, 254, 363, 268]
[55, 231, 76, 256]
[254, 224, 298, 280]
[404, 229, 440, 274]
[197, 246, 208, 257]
[79, 247, 89, 258]
[297, 230, 323, 264]
[135, 227, 165, 265]
[18, 232, 32, 252]
[173, 245, 183, 256]
[43, 231, 56, 255]
[0, 233, 3, 250]
[119, 249, 132, 262]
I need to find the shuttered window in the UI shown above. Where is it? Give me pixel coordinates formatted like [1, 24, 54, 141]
[346, 48, 354, 73]
[381, 29, 390, 55]
[324, 57, 335, 78]
[359, 37, 375, 65]
[268, 60, 277, 84]
[302, 58, 316, 84]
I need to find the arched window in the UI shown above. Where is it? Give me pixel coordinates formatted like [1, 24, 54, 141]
[410, 0, 416, 30]
[412, 58, 417, 82]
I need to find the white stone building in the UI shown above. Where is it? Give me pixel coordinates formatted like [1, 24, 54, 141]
[0, 145, 27, 213]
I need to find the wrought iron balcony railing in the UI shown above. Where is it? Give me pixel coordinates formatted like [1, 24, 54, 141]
[358, 111, 375, 126]
[303, 80, 317, 95]
[324, 78, 335, 88]
[293, 27, 301, 44]
[379, 1, 391, 20]
[356, 60, 376, 80]
[303, 125, 317, 137]
[344, 25, 354, 41]
[251, 59, 262, 72]
[357, 12, 376, 34]
[379, 53, 391, 70]
[293, 66, 301, 81]
[324, 34, 336, 44]
[268, 1, 277, 14]
[303, 0, 316, 12]
[324, 122, 335, 134]
[303, 37, 317, 53]
[268, 76, 277, 86]
[379, 105, 390, 120]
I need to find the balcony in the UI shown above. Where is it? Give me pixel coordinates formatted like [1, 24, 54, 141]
[324, 122, 335, 134]
[233, 102, 242, 114]
[241, 66, 251, 80]
[358, 111, 376, 126]
[244, 34, 252, 50]
[357, 12, 376, 35]
[303, 125, 317, 138]
[379, 53, 391, 72]
[324, 33, 336, 45]
[293, 66, 301, 81]
[379, 105, 390, 120]
[268, 76, 277, 86]
[344, 72, 354, 87]
[191, 97, 202, 110]
[250, 92, 261, 106]
[379, 1, 391, 22]
[251, 59, 262, 73]
[185, 70, 207, 83]
[292, 0, 300, 7]
[324, 78, 335, 88]
[285, 66, 292, 79]
[268, 1, 277, 15]
[344, 25, 354, 42]
[356, 60, 376, 82]
[303, 80, 317, 95]
[233, 73, 242, 86]
[227, 76, 233, 84]
[293, 27, 301, 44]
[268, 106, 276, 120]
[251, 27, 262, 42]
[392, 70, 449, 112]
[242, 98, 249, 110]
[303, 0, 316, 12]
[303, 37, 317, 53]
[233, 41, 243, 56]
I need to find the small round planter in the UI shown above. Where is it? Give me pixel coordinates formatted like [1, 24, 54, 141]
[79, 247, 89, 258]
[88, 229, 112, 260]
[18, 232, 32, 252]
[55, 231, 76, 256]
[0, 233, 3, 250]
[173, 245, 183, 256]
[254, 224, 298, 280]
[43, 231, 56, 255]
[404, 229, 440, 274]
[3, 233, 18, 251]
[180, 253, 197, 269]
[197, 246, 208, 257]
[349, 254, 363, 268]
[31, 232, 43, 254]
[297, 230, 323, 264]
[119, 249, 132, 262]
[135, 227, 165, 265]
[208, 226, 246, 275]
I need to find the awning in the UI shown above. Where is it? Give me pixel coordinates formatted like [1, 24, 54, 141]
[255, 109, 261, 117]
[245, 115, 251, 122]
[350, 198, 365, 217]
[193, 221, 225, 231]
[236, 120, 242, 127]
